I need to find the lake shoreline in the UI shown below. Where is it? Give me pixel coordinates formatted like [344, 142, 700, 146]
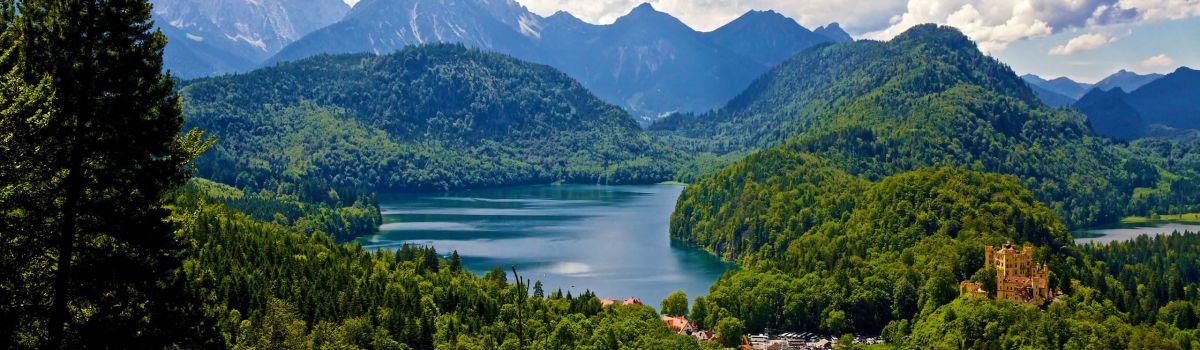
[362, 184, 732, 306]
[1074, 220, 1200, 245]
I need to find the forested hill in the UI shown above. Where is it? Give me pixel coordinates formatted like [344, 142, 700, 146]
[655, 24, 1195, 228]
[181, 44, 677, 194]
[651, 23, 1037, 153]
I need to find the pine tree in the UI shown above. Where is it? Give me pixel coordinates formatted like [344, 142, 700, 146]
[0, 0, 208, 347]
[0, 1, 59, 345]
[449, 250, 462, 273]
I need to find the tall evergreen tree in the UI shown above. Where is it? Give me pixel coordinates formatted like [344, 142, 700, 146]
[0, 0, 208, 347]
[0, 0, 59, 345]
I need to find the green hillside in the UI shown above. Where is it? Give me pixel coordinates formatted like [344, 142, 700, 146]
[658, 24, 1200, 348]
[655, 24, 1191, 228]
[183, 44, 677, 193]
[179, 44, 680, 240]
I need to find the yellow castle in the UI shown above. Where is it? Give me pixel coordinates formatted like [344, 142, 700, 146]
[959, 242, 1055, 305]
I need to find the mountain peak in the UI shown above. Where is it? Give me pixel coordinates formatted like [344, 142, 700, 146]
[892, 24, 973, 50]
[614, 2, 689, 29]
[631, 2, 656, 13]
[1095, 69, 1164, 92]
[814, 22, 852, 43]
[547, 10, 584, 23]
[719, 8, 803, 32]
[742, 9, 783, 18]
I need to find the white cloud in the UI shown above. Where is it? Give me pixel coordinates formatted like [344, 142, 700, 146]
[1117, 0, 1200, 21]
[863, 0, 1141, 52]
[1048, 32, 1120, 55]
[512, 0, 1200, 51]
[1140, 54, 1174, 67]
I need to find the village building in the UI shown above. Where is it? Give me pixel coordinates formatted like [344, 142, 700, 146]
[960, 242, 1056, 305]
[600, 297, 644, 307]
[663, 315, 694, 334]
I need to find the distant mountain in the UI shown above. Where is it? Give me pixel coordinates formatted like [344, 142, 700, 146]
[1072, 66, 1199, 138]
[1028, 83, 1076, 107]
[814, 22, 854, 43]
[1125, 67, 1200, 129]
[152, 0, 349, 78]
[180, 45, 678, 195]
[1074, 88, 1144, 140]
[270, 0, 544, 64]
[1021, 74, 1092, 99]
[546, 3, 763, 120]
[1094, 69, 1164, 92]
[265, 1, 842, 121]
[706, 10, 843, 66]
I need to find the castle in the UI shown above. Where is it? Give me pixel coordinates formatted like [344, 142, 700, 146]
[959, 242, 1055, 305]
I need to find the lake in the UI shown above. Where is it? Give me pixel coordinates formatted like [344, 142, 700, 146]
[359, 184, 734, 307]
[1074, 222, 1200, 245]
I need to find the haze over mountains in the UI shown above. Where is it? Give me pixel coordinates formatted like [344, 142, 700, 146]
[1021, 69, 1165, 105]
[1074, 67, 1200, 140]
[153, 0, 851, 122]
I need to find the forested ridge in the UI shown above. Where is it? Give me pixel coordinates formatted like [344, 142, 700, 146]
[178, 45, 680, 240]
[181, 45, 677, 192]
[654, 24, 1199, 229]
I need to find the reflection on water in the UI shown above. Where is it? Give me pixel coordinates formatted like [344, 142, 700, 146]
[360, 184, 734, 305]
[1074, 222, 1200, 245]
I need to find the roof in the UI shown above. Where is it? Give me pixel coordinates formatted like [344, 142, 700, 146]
[663, 316, 690, 331]
[601, 297, 644, 306]
[1004, 276, 1030, 284]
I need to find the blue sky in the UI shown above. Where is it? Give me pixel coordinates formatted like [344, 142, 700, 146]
[996, 16, 1200, 82]
[498, 0, 1199, 82]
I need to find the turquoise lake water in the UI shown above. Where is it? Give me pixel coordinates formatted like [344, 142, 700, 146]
[359, 184, 734, 306]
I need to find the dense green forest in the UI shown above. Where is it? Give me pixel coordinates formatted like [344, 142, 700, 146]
[683, 164, 1070, 330]
[653, 24, 1198, 229]
[179, 45, 681, 239]
[175, 183, 721, 349]
[180, 45, 678, 191]
[8, 0, 1200, 347]
[0, 1, 718, 347]
[677, 160, 1200, 347]
[184, 178, 380, 242]
[666, 24, 1200, 349]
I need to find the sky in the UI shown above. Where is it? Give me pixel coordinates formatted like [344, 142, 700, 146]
[341, 0, 1200, 82]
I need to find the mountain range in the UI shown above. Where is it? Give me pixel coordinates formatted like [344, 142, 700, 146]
[151, 0, 350, 78]
[1021, 69, 1165, 105]
[154, 0, 851, 122]
[1074, 67, 1200, 139]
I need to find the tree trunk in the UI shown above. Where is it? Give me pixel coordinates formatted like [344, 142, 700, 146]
[47, 133, 84, 349]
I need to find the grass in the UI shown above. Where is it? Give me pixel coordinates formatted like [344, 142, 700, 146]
[1120, 213, 1200, 224]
